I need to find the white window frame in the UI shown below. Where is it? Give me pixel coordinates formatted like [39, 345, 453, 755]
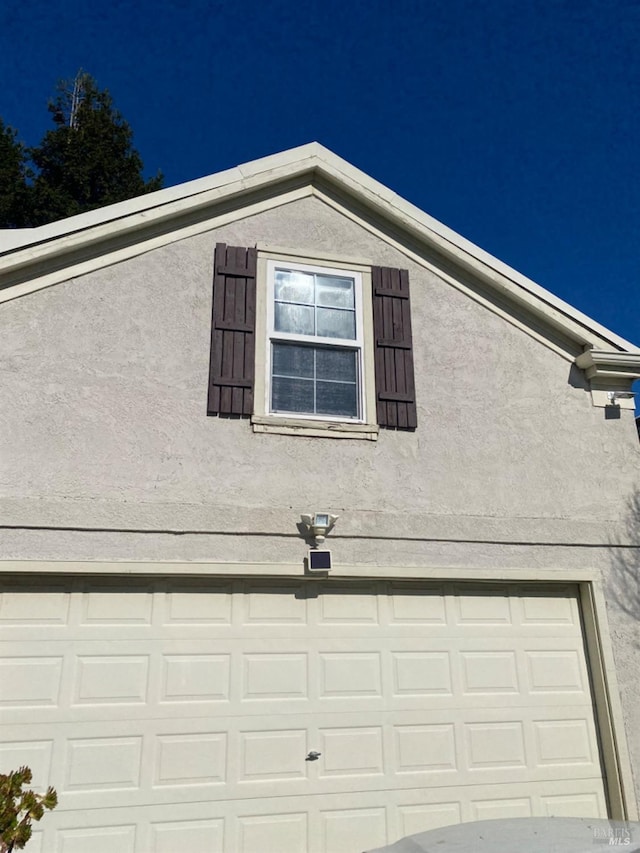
[252, 246, 378, 440]
[267, 259, 365, 422]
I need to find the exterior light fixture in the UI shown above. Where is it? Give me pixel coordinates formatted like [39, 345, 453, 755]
[607, 391, 636, 406]
[300, 513, 338, 547]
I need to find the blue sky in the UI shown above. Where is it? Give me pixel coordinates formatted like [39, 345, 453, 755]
[1, 0, 638, 363]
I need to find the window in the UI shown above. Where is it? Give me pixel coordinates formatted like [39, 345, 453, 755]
[267, 261, 365, 421]
[207, 243, 417, 438]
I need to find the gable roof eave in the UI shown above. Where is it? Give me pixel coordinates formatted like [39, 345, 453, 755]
[0, 143, 637, 360]
[0, 144, 325, 258]
[305, 149, 640, 356]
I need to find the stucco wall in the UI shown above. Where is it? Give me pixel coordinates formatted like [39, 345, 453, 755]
[2, 196, 638, 546]
[2, 193, 640, 802]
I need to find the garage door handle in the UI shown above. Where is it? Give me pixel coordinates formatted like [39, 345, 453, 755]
[306, 751, 321, 761]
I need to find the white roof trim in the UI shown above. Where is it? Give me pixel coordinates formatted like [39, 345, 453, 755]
[575, 350, 640, 408]
[1, 142, 638, 355]
[575, 350, 640, 382]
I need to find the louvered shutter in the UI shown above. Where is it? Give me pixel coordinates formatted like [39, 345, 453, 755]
[207, 243, 257, 416]
[372, 265, 417, 430]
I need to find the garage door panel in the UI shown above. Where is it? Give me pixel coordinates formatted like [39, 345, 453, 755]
[316, 584, 381, 623]
[0, 589, 586, 642]
[15, 781, 609, 853]
[242, 584, 309, 624]
[0, 737, 53, 789]
[0, 637, 592, 702]
[0, 654, 65, 707]
[80, 589, 155, 625]
[516, 585, 582, 624]
[0, 579, 608, 852]
[55, 824, 137, 853]
[386, 584, 448, 624]
[164, 584, 234, 625]
[148, 818, 225, 853]
[0, 585, 72, 625]
[4, 703, 603, 785]
[63, 735, 144, 792]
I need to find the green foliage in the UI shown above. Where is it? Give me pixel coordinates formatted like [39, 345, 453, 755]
[0, 120, 30, 228]
[0, 71, 163, 228]
[0, 766, 57, 852]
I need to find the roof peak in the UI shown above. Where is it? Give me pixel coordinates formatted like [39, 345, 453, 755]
[1, 143, 638, 355]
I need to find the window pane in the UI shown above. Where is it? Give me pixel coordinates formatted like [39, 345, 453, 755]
[275, 302, 315, 335]
[316, 275, 355, 309]
[274, 270, 314, 304]
[272, 376, 314, 413]
[316, 348, 357, 382]
[272, 343, 314, 378]
[316, 380, 358, 417]
[316, 306, 356, 339]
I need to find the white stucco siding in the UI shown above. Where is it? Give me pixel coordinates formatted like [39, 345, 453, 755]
[0, 195, 638, 528]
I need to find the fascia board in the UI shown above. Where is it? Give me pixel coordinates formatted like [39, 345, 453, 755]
[0, 166, 244, 254]
[0, 157, 320, 285]
[0, 143, 324, 256]
[0, 229, 35, 252]
[0, 141, 637, 356]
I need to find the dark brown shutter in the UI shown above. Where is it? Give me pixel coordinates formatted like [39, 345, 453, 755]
[207, 243, 257, 417]
[372, 266, 417, 430]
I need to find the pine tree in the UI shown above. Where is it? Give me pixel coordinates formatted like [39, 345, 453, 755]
[0, 119, 30, 228]
[27, 72, 163, 225]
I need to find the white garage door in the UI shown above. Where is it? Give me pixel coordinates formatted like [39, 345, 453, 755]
[0, 577, 607, 853]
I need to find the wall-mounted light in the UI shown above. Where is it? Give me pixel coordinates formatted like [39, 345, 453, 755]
[607, 391, 636, 406]
[300, 512, 338, 547]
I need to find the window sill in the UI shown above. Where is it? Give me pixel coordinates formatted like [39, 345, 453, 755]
[251, 415, 379, 440]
